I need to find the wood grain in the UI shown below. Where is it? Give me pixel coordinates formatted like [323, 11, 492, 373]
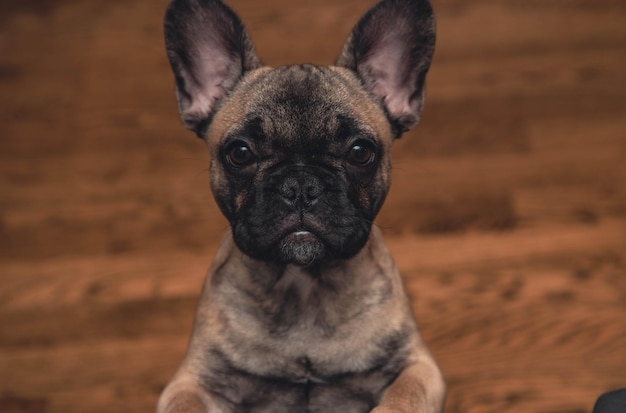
[1, 0, 625, 412]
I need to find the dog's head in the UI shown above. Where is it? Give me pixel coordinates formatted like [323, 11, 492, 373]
[164, 0, 435, 266]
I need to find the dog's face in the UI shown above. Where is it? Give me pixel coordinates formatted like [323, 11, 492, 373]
[164, 0, 435, 266]
[208, 66, 394, 265]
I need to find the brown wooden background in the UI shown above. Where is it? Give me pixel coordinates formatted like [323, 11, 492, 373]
[1, 0, 625, 412]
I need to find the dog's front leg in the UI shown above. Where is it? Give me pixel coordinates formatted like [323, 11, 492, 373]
[372, 356, 446, 413]
[157, 378, 223, 413]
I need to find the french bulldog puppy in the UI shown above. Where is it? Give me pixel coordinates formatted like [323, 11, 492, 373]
[158, 0, 445, 412]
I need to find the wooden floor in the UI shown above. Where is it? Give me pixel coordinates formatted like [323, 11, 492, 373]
[1, 0, 625, 412]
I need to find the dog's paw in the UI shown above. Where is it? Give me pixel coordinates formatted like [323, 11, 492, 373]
[370, 404, 421, 413]
[370, 406, 397, 413]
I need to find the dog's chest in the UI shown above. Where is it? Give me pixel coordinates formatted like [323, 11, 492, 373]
[205, 332, 401, 413]
[205, 265, 407, 412]
[204, 350, 397, 413]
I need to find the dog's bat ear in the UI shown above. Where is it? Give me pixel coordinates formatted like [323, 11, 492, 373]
[164, 0, 261, 136]
[336, 0, 436, 137]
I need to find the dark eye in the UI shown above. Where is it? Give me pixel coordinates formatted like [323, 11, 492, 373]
[225, 141, 256, 167]
[346, 140, 376, 166]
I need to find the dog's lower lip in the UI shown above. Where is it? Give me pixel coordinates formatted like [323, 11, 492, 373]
[284, 230, 319, 244]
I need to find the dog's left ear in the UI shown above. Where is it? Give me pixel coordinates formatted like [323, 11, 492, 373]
[164, 0, 262, 136]
[336, 0, 436, 137]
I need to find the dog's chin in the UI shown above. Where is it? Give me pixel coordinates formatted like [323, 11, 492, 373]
[279, 231, 326, 266]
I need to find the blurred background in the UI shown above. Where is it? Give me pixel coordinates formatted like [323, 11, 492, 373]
[1, 0, 625, 412]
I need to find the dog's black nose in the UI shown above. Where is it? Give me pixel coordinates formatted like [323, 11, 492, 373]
[278, 172, 323, 209]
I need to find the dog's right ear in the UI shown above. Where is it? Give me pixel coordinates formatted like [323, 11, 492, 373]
[164, 0, 261, 136]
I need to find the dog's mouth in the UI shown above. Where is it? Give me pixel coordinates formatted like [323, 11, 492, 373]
[233, 203, 372, 266]
[279, 230, 325, 266]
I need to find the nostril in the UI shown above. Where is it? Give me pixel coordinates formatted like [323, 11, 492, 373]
[305, 182, 322, 201]
[279, 177, 299, 200]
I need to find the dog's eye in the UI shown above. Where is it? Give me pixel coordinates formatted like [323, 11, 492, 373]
[226, 142, 256, 167]
[346, 140, 376, 166]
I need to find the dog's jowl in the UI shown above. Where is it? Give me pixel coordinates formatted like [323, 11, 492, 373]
[158, 0, 445, 412]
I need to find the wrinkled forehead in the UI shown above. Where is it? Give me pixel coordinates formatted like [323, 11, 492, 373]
[206, 65, 393, 152]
